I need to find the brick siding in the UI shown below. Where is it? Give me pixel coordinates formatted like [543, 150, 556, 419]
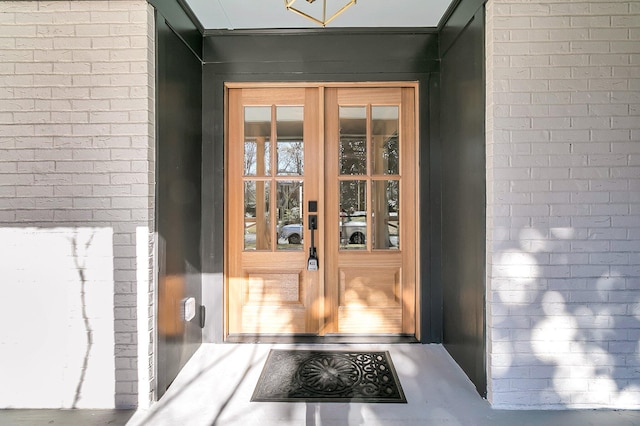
[2, 0, 638, 412]
[0, 1, 154, 408]
[486, 0, 640, 409]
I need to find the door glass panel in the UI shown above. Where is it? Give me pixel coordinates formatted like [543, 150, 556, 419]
[277, 180, 304, 251]
[244, 106, 271, 176]
[372, 106, 399, 175]
[339, 180, 367, 250]
[276, 106, 304, 176]
[244, 180, 271, 251]
[372, 180, 399, 250]
[339, 106, 367, 175]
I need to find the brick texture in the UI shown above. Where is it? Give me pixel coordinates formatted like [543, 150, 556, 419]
[0, 1, 154, 409]
[487, 0, 640, 409]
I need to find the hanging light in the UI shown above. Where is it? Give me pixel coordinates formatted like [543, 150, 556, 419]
[284, 0, 357, 27]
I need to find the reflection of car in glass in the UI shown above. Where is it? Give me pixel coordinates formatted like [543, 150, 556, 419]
[278, 223, 304, 244]
[340, 221, 366, 245]
[278, 220, 369, 245]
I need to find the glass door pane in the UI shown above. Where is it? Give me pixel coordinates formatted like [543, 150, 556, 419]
[277, 180, 304, 250]
[244, 106, 271, 176]
[372, 106, 399, 175]
[372, 180, 399, 250]
[339, 180, 367, 249]
[276, 106, 304, 176]
[244, 180, 271, 250]
[339, 106, 367, 175]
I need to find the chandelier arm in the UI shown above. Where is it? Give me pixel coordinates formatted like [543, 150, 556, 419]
[322, 0, 326, 23]
[286, 7, 326, 27]
[285, 0, 356, 27]
[323, 0, 356, 26]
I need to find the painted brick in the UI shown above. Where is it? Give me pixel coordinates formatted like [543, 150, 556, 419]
[550, 54, 590, 66]
[0, 0, 154, 410]
[487, 0, 640, 409]
[590, 53, 633, 66]
[95, 162, 133, 174]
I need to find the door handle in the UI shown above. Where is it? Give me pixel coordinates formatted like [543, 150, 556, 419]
[307, 214, 318, 271]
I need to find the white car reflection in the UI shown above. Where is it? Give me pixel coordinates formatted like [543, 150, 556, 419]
[278, 214, 398, 246]
[279, 221, 367, 245]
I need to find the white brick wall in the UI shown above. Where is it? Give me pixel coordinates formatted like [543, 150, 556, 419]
[0, 1, 155, 409]
[487, 0, 640, 409]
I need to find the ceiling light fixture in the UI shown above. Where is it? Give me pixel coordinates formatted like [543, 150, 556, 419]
[284, 0, 357, 27]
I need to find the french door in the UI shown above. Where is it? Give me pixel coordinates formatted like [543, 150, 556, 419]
[226, 84, 418, 338]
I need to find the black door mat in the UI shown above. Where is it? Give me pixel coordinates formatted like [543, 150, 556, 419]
[251, 350, 406, 403]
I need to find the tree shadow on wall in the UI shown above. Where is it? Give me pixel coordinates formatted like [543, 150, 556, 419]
[491, 224, 640, 407]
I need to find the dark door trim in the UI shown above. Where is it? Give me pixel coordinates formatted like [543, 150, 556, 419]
[201, 30, 442, 344]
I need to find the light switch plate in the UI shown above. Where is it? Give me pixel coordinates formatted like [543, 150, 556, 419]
[183, 297, 196, 322]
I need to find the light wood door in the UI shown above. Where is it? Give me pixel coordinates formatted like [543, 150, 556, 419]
[323, 87, 417, 334]
[227, 87, 322, 335]
[226, 85, 417, 337]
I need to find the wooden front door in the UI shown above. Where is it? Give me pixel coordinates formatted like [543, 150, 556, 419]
[226, 84, 418, 338]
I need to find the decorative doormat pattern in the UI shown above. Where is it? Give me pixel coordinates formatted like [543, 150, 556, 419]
[251, 350, 406, 403]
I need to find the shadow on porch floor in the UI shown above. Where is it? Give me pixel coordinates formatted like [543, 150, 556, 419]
[127, 343, 640, 426]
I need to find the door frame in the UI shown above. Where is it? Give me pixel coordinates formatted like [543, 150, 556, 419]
[223, 82, 421, 342]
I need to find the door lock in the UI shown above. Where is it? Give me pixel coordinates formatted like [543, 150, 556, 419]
[307, 249, 318, 271]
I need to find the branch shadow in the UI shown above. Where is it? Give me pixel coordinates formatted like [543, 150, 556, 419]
[134, 345, 247, 425]
[69, 230, 96, 409]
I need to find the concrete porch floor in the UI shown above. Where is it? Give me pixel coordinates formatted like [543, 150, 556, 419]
[125, 343, 640, 426]
[2, 343, 639, 425]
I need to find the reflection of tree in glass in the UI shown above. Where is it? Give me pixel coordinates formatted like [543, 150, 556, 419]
[277, 181, 303, 225]
[244, 141, 271, 176]
[382, 133, 399, 175]
[277, 141, 303, 175]
[244, 142, 256, 175]
[339, 137, 366, 175]
[387, 180, 399, 213]
[340, 180, 366, 215]
[244, 181, 256, 217]
[244, 182, 271, 217]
